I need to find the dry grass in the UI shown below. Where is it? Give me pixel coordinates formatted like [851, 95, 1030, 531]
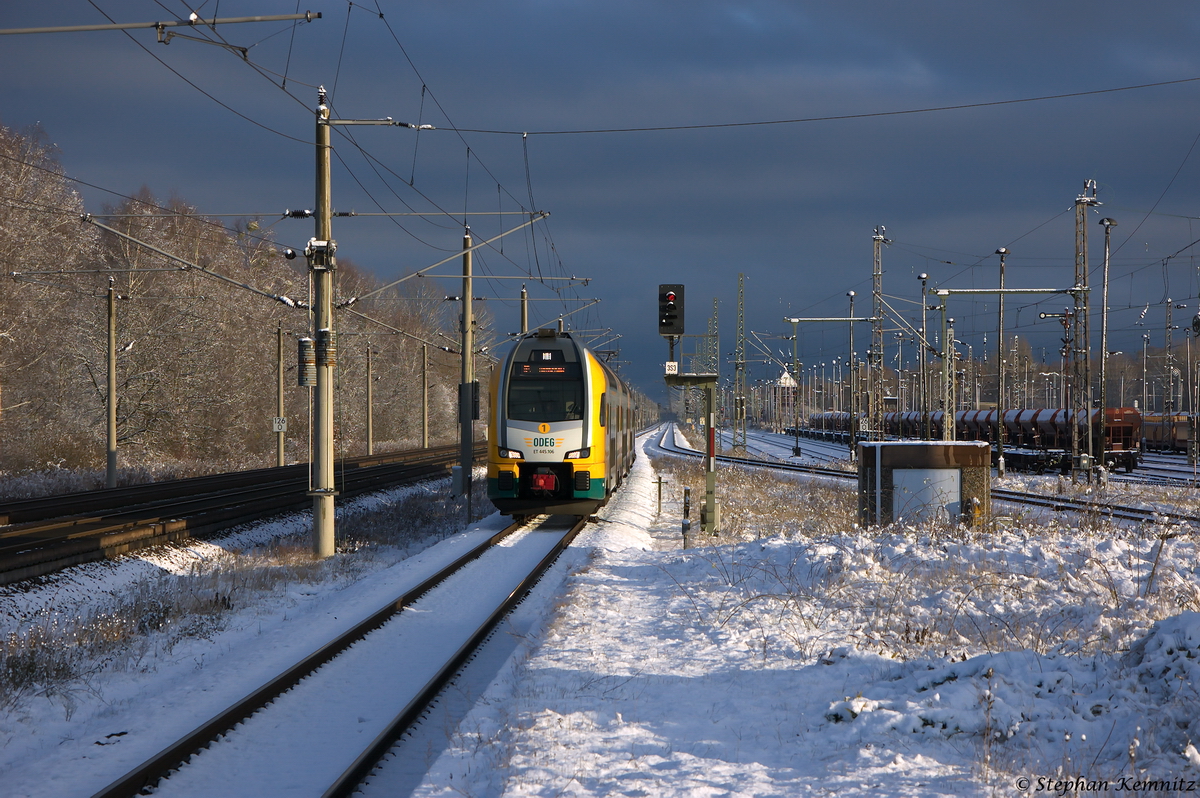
[645, 445, 1200, 787]
[649, 448, 1200, 662]
[0, 477, 487, 714]
[651, 455, 856, 542]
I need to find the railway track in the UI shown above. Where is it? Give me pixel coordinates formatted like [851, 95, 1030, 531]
[1108, 453, 1200, 487]
[654, 426, 855, 482]
[89, 514, 585, 798]
[743, 428, 852, 465]
[0, 443, 485, 586]
[655, 425, 1199, 528]
[1109, 471, 1198, 488]
[988, 487, 1200, 525]
[712, 428, 851, 466]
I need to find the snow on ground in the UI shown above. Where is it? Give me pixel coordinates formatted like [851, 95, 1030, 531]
[412, 430, 1200, 797]
[4, 431, 1200, 796]
[0, 477, 495, 798]
[0, 477, 475, 643]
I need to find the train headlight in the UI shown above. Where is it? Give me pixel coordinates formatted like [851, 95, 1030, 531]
[564, 447, 590, 459]
[499, 448, 524, 460]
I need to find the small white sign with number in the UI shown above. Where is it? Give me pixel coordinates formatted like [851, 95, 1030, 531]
[272, 417, 287, 433]
[664, 361, 678, 375]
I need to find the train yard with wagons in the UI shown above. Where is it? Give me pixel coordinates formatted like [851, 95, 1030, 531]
[1140, 413, 1196, 452]
[801, 407, 1144, 473]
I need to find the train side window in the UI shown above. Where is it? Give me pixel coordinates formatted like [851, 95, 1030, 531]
[599, 392, 607, 427]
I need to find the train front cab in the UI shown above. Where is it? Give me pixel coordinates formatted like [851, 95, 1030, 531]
[487, 330, 618, 517]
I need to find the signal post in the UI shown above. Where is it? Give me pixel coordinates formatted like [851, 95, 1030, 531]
[659, 284, 721, 536]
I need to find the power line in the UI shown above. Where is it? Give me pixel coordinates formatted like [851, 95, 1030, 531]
[0, 148, 291, 253]
[356, 1, 583, 321]
[1112, 126, 1200, 258]
[151, 0, 581, 322]
[82, 0, 313, 145]
[449, 76, 1200, 136]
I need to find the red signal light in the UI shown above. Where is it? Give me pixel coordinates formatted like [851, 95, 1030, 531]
[658, 283, 684, 336]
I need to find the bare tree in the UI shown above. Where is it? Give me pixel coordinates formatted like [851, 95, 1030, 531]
[0, 123, 482, 489]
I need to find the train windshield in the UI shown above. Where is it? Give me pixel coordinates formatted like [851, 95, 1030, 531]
[508, 379, 584, 421]
[507, 341, 585, 422]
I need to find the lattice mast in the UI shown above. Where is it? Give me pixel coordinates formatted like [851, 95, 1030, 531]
[870, 227, 888, 441]
[1166, 300, 1176, 418]
[732, 273, 748, 453]
[705, 295, 715, 441]
[1072, 181, 1099, 476]
[708, 297, 720, 375]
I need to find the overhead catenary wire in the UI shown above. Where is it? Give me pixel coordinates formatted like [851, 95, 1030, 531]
[81, 0, 517, 276]
[80, 0, 312, 145]
[0, 159, 294, 256]
[448, 76, 1200, 136]
[330, 0, 353, 102]
[346, 2, 583, 321]
[282, 0, 302, 88]
[325, 141, 568, 289]
[342, 212, 550, 306]
[338, 13, 1200, 344]
[58, 5, 1200, 370]
[81, 215, 308, 308]
[1111, 125, 1200, 259]
[0, 163, 569, 324]
[152, 0, 554, 285]
[314, 95, 547, 268]
[789, 202, 1145, 365]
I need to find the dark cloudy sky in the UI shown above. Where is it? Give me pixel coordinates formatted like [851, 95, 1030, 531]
[4, 1, 1200, 399]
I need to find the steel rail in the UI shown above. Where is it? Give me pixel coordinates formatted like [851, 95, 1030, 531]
[656, 424, 1198, 527]
[0, 444, 486, 585]
[323, 516, 588, 797]
[0, 443, 470, 526]
[0, 458, 453, 582]
[990, 488, 1200, 526]
[91, 518, 541, 798]
[1109, 471, 1197, 488]
[1, 457, 453, 542]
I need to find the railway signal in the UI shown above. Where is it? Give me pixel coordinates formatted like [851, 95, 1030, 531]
[660, 289, 720, 537]
[659, 284, 685, 336]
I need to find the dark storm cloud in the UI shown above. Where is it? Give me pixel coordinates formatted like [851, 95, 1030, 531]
[3, 0, 1200, 396]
